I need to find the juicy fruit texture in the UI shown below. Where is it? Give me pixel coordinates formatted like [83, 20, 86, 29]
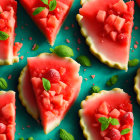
[77, 0, 134, 70]
[0, 91, 16, 140]
[19, 53, 82, 134]
[79, 88, 134, 140]
[0, 0, 22, 65]
[134, 68, 140, 105]
[20, 0, 74, 45]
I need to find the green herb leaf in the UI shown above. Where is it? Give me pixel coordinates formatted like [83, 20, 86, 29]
[101, 122, 109, 131]
[41, 0, 48, 5]
[53, 45, 74, 57]
[128, 59, 139, 67]
[121, 128, 131, 135]
[0, 31, 9, 40]
[60, 129, 75, 140]
[98, 117, 108, 123]
[42, 78, 51, 91]
[28, 137, 34, 140]
[110, 118, 120, 125]
[32, 44, 39, 51]
[0, 78, 8, 89]
[76, 55, 92, 66]
[106, 75, 118, 87]
[19, 137, 24, 140]
[90, 85, 100, 93]
[49, 0, 57, 11]
[33, 7, 46, 15]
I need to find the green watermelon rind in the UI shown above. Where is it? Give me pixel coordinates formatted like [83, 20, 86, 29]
[76, 0, 134, 71]
[134, 68, 140, 105]
[0, 56, 19, 65]
[79, 88, 131, 140]
[18, 66, 39, 120]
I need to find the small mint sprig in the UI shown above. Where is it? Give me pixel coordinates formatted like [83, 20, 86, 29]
[0, 31, 9, 40]
[121, 128, 131, 135]
[33, 0, 57, 15]
[106, 75, 118, 87]
[42, 78, 51, 91]
[60, 129, 75, 140]
[98, 117, 119, 131]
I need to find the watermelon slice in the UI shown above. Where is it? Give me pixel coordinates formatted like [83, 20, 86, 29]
[0, 0, 22, 65]
[0, 91, 16, 140]
[76, 0, 134, 70]
[20, 0, 74, 46]
[79, 88, 134, 140]
[134, 68, 140, 105]
[18, 53, 82, 134]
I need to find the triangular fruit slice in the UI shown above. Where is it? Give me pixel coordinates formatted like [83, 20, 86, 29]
[0, 0, 22, 65]
[134, 68, 140, 105]
[18, 53, 82, 134]
[0, 91, 16, 140]
[20, 0, 74, 46]
[79, 88, 134, 140]
[77, 0, 134, 70]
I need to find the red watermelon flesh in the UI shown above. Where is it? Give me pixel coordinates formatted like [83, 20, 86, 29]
[0, 91, 16, 140]
[20, 0, 74, 45]
[27, 54, 82, 133]
[0, 0, 22, 64]
[80, 90, 133, 140]
[79, 0, 134, 69]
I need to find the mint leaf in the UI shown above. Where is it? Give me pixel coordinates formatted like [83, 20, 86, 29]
[19, 137, 24, 140]
[49, 0, 57, 11]
[128, 59, 139, 67]
[28, 137, 34, 140]
[60, 129, 75, 140]
[33, 7, 46, 15]
[101, 122, 109, 131]
[32, 44, 39, 51]
[53, 45, 74, 57]
[41, 0, 48, 5]
[76, 55, 92, 66]
[98, 117, 108, 124]
[90, 85, 100, 93]
[121, 128, 131, 135]
[0, 78, 8, 89]
[42, 78, 51, 91]
[110, 118, 120, 125]
[0, 31, 9, 40]
[106, 75, 118, 87]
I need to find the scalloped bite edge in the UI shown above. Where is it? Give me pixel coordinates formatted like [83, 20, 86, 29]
[79, 88, 129, 140]
[134, 68, 140, 105]
[0, 56, 19, 65]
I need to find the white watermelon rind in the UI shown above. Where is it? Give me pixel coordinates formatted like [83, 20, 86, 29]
[0, 56, 19, 65]
[0, 91, 15, 95]
[134, 68, 140, 105]
[79, 88, 131, 140]
[76, 0, 132, 71]
[18, 66, 39, 120]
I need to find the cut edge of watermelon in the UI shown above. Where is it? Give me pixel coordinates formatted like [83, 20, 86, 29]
[18, 66, 39, 120]
[0, 90, 15, 95]
[0, 56, 19, 65]
[79, 88, 129, 140]
[76, 14, 128, 70]
[134, 68, 140, 105]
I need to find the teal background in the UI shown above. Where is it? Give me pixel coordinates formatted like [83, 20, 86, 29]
[1, 0, 140, 139]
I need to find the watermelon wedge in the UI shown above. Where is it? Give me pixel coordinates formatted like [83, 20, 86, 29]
[77, 0, 134, 70]
[20, 0, 74, 46]
[134, 68, 140, 105]
[18, 53, 82, 134]
[0, 91, 16, 140]
[0, 0, 22, 65]
[79, 88, 134, 140]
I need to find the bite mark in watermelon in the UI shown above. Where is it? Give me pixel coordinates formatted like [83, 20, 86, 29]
[77, 0, 134, 70]
[79, 88, 134, 140]
[0, 91, 16, 140]
[134, 68, 140, 105]
[20, 0, 74, 46]
[18, 53, 82, 134]
[0, 0, 22, 65]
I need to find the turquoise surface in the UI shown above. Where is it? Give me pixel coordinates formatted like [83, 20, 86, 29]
[1, 0, 140, 139]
